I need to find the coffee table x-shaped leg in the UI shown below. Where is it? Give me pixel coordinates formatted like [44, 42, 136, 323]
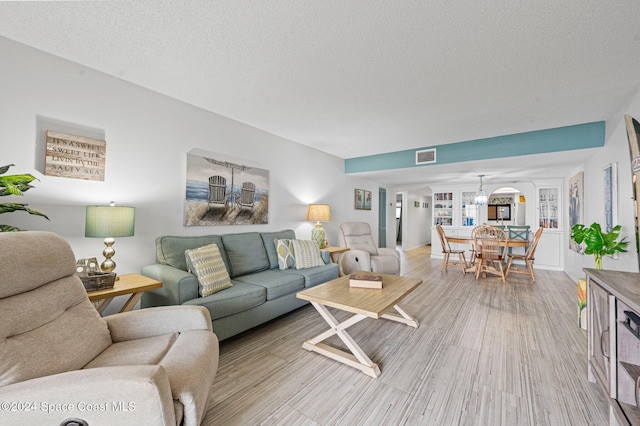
[302, 301, 419, 378]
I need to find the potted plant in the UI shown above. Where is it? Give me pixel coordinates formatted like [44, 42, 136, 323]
[0, 164, 49, 231]
[570, 222, 628, 269]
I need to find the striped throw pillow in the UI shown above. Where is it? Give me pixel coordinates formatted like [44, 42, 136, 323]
[291, 239, 325, 269]
[185, 243, 232, 296]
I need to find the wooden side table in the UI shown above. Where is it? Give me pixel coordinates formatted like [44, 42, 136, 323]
[323, 246, 350, 276]
[86, 273, 162, 315]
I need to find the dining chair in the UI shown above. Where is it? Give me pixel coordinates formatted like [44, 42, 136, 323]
[435, 224, 468, 274]
[505, 227, 543, 282]
[507, 225, 530, 240]
[472, 225, 508, 282]
[507, 225, 530, 256]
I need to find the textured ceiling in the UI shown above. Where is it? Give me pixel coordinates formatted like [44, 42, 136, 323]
[1, 1, 639, 188]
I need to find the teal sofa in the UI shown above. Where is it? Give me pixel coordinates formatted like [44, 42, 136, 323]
[141, 230, 339, 340]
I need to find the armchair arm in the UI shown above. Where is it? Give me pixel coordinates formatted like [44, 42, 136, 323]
[141, 264, 199, 306]
[0, 365, 175, 426]
[338, 249, 372, 275]
[370, 248, 401, 275]
[105, 305, 214, 342]
[377, 247, 401, 261]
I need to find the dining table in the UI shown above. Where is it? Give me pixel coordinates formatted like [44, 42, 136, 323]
[445, 235, 529, 273]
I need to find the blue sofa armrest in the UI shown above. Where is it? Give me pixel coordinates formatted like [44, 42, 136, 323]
[141, 264, 199, 307]
[319, 249, 331, 264]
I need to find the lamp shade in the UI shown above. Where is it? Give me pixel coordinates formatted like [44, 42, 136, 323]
[306, 204, 331, 222]
[475, 190, 488, 205]
[85, 204, 135, 238]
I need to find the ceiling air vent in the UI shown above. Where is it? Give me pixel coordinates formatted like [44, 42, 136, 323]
[415, 148, 436, 165]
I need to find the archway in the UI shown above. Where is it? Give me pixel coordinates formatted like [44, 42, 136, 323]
[487, 186, 526, 226]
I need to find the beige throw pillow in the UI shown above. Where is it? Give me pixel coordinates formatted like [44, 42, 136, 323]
[185, 243, 232, 296]
[291, 239, 325, 269]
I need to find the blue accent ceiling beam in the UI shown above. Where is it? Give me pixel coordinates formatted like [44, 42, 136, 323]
[345, 121, 605, 174]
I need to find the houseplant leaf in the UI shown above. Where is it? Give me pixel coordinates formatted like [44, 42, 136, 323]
[0, 202, 49, 218]
[570, 222, 628, 268]
[0, 164, 49, 231]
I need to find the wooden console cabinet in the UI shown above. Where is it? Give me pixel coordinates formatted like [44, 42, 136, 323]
[586, 269, 640, 425]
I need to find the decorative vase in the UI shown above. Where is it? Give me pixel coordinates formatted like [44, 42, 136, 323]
[594, 254, 603, 270]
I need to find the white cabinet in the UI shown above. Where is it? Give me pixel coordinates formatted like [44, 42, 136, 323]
[461, 191, 479, 227]
[538, 186, 560, 229]
[433, 192, 453, 226]
[535, 231, 562, 269]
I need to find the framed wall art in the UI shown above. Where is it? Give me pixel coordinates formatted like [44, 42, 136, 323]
[603, 163, 617, 233]
[184, 153, 269, 226]
[569, 171, 584, 253]
[354, 189, 372, 210]
[44, 130, 106, 181]
[625, 114, 640, 267]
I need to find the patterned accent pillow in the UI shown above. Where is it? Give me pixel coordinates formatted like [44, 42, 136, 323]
[185, 244, 232, 297]
[275, 238, 295, 270]
[291, 239, 325, 269]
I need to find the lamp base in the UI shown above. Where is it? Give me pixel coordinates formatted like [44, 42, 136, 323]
[101, 237, 119, 279]
[311, 223, 327, 249]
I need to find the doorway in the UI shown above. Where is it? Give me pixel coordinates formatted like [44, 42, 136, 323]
[378, 188, 387, 248]
[396, 193, 403, 245]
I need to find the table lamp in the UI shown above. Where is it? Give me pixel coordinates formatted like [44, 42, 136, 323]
[307, 204, 330, 249]
[85, 202, 135, 276]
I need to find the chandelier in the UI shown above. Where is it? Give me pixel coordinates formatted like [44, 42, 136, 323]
[475, 175, 488, 205]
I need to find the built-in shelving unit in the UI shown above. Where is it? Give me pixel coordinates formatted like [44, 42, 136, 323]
[433, 192, 453, 226]
[538, 187, 559, 229]
[461, 191, 478, 227]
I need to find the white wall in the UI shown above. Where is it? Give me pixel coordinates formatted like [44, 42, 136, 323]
[564, 87, 640, 281]
[1, 37, 382, 276]
[402, 192, 431, 250]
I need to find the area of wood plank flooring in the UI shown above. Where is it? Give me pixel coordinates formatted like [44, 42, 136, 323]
[203, 245, 609, 425]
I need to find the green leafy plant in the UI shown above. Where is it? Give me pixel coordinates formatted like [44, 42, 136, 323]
[0, 164, 49, 232]
[570, 222, 628, 269]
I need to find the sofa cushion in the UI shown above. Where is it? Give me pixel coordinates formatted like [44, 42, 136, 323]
[183, 282, 266, 321]
[185, 244, 233, 296]
[221, 232, 270, 277]
[156, 235, 227, 272]
[282, 263, 340, 288]
[234, 270, 305, 301]
[291, 239, 325, 269]
[261, 229, 296, 269]
[275, 238, 295, 270]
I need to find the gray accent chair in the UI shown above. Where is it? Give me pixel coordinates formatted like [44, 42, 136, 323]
[337, 222, 401, 275]
[0, 231, 218, 426]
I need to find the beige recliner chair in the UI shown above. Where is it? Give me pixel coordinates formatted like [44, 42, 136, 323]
[338, 222, 401, 275]
[0, 231, 219, 426]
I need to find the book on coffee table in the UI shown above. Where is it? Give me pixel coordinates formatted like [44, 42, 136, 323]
[349, 272, 383, 289]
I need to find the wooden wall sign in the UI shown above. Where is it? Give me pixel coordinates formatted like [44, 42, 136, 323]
[45, 130, 106, 181]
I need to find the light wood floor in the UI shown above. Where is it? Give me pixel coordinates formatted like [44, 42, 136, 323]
[203, 245, 609, 425]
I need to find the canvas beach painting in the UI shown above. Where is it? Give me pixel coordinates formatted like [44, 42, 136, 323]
[185, 153, 269, 226]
